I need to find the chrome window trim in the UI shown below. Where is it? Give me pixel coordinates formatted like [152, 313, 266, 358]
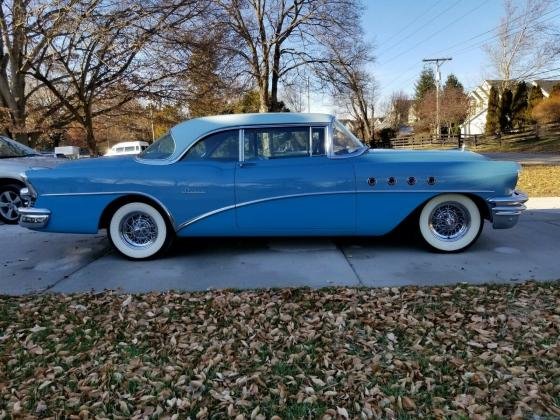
[137, 122, 334, 165]
[239, 124, 329, 162]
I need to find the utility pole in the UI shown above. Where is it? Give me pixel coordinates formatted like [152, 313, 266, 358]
[306, 76, 310, 113]
[422, 57, 452, 139]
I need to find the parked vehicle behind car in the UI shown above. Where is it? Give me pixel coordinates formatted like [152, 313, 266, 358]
[0, 136, 60, 223]
[19, 113, 527, 259]
[104, 141, 149, 156]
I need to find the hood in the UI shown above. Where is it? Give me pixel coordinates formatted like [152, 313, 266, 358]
[365, 149, 489, 164]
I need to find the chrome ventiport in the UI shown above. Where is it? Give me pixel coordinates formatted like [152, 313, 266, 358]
[367, 177, 376, 186]
[407, 176, 416, 186]
[427, 176, 436, 186]
[387, 177, 396, 186]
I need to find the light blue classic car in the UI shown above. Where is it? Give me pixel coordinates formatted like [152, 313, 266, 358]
[19, 113, 527, 259]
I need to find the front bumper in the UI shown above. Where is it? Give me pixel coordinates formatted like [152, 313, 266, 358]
[487, 190, 528, 229]
[18, 207, 51, 229]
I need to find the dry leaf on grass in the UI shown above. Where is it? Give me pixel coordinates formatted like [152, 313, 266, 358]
[0, 282, 559, 418]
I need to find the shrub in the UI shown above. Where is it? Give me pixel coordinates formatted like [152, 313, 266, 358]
[532, 96, 560, 124]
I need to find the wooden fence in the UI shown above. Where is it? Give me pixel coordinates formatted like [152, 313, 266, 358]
[382, 123, 560, 150]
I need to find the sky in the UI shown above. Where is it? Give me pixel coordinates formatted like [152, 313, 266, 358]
[311, 0, 560, 114]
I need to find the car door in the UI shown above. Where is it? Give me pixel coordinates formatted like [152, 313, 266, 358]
[172, 129, 239, 235]
[235, 125, 356, 234]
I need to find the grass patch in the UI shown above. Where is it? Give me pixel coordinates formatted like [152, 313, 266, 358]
[517, 164, 560, 196]
[0, 283, 559, 418]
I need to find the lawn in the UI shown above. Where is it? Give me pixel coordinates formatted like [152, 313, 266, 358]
[517, 165, 560, 196]
[1, 283, 559, 418]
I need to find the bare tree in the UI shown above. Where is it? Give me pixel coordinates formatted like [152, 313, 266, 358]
[315, 32, 376, 143]
[0, 0, 76, 144]
[484, 0, 559, 88]
[281, 81, 305, 112]
[30, 0, 208, 154]
[386, 91, 411, 130]
[216, 0, 364, 112]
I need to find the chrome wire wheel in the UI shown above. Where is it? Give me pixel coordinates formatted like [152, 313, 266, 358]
[0, 189, 22, 222]
[109, 201, 172, 260]
[119, 211, 158, 248]
[419, 194, 482, 253]
[428, 202, 471, 241]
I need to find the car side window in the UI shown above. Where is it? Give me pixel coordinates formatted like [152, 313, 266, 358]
[311, 127, 326, 156]
[183, 130, 239, 161]
[244, 126, 322, 160]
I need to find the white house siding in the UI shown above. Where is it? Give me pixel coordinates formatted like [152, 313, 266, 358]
[461, 109, 487, 136]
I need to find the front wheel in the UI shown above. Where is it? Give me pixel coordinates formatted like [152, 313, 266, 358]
[418, 194, 483, 252]
[108, 202, 173, 260]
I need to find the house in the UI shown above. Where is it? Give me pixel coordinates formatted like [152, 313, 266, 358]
[461, 79, 560, 136]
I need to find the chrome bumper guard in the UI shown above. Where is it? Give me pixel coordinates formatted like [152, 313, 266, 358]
[487, 190, 528, 229]
[18, 207, 51, 229]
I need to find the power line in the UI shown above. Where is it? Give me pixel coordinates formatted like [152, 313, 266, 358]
[379, 5, 560, 95]
[423, 58, 452, 137]
[380, 0, 446, 52]
[383, 0, 489, 66]
[427, 4, 560, 57]
[444, 11, 560, 57]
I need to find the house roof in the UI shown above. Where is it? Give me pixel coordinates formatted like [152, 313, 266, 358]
[534, 79, 560, 95]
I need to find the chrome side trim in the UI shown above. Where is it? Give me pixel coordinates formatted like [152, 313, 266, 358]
[18, 207, 50, 229]
[40, 191, 176, 230]
[176, 189, 495, 232]
[487, 190, 528, 229]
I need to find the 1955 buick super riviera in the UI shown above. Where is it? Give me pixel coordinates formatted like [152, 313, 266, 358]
[19, 113, 527, 260]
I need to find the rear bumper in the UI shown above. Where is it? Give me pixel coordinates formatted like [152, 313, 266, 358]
[487, 190, 528, 229]
[18, 207, 51, 229]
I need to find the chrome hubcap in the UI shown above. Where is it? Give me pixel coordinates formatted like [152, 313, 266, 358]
[0, 190, 22, 221]
[429, 202, 471, 241]
[119, 212, 158, 248]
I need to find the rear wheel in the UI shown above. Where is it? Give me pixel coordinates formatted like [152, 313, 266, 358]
[108, 202, 173, 260]
[0, 184, 23, 224]
[418, 194, 483, 252]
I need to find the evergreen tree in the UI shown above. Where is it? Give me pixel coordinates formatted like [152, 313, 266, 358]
[414, 67, 436, 102]
[485, 86, 500, 135]
[499, 88, 513, 132]
[444, 74, 464, 92]
[527, 84, 544, 123]
[511, 81, 528, 129]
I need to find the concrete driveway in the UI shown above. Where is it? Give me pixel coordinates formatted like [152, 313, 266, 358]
[1, 198, 559, 295]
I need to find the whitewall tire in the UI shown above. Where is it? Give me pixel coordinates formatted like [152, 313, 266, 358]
[108, 202, 172, 259]
[419, 194, 482, 252]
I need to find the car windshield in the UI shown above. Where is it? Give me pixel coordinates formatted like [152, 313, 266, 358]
[332, 120, 366, 155]
[0, 136, 39, 158]
[138, 133, 175, 160]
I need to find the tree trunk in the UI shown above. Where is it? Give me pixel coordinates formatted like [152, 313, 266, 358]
[83, 115, 98, 155]
[258, 77, 269, 113]
[270, 46, 281, 111]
